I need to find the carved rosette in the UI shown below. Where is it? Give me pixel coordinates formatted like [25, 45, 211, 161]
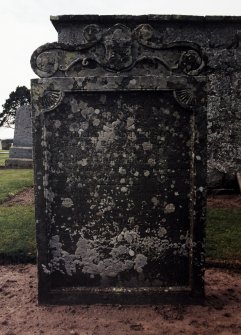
[178, 50, 204, 76]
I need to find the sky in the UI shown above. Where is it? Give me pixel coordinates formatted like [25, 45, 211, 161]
[1, 0, 241, 139]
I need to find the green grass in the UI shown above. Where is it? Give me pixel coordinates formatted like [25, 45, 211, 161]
[0, 205, 35, 257]
[0, 150, 9, 166]
[206, 208, 241, 261]
[0, 169, 33, 202]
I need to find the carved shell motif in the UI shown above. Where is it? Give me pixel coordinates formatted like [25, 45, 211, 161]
[39, 90, 63, 112]
[173, 88, 197, 109]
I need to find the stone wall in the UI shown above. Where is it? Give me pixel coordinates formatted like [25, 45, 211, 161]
[50, 15, 241, 190]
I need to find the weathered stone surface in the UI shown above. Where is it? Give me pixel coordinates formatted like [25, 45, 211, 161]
[45, 15, 241, 190]
[31, 15, 207, 304]
[5, 105, 33, 168]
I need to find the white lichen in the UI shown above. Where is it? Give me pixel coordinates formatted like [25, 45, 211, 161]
[164, 203, 176, 214]
[62, 198, 74, 208]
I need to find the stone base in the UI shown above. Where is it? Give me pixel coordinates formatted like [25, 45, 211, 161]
[6, 146, 33, 168]
[9, 146, 32, 159]
[5, 158, 33, 168]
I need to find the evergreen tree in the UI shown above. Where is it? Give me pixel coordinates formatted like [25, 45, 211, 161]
[0, 86, 31, 128]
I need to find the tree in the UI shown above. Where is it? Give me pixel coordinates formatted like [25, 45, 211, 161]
[0, 86, 31, 128]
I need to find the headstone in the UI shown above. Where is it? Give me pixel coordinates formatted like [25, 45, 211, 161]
[2, 139, 13, 150]
[0, 139, 2, 150]
[31, 15, 207, 304]
[5, 105, 33, 168]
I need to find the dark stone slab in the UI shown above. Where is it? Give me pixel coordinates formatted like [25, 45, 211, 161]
[31, 16, 207, 304]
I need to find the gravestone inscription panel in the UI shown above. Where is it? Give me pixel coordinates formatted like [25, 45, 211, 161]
[31, 16, 207, 304]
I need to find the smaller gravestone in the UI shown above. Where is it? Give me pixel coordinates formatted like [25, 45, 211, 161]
[5, 105, 33, 168]
[0, 140, 2, 150]
[2, 139, 13, 150]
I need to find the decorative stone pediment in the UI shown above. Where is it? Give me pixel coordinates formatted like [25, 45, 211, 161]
[31, 23, 205, 78]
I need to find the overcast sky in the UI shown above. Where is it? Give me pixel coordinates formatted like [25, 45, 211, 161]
[1, 0, 241, 139]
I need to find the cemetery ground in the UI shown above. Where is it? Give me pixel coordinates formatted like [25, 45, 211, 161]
[0, 170, 241, 334]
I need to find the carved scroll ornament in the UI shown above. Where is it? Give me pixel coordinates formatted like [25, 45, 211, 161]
[31, 23, 205, 78]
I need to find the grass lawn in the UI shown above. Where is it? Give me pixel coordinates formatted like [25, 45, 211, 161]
[0, 205, 35, 259]
[0, 169, 33, 202]
[206, 208, 241, 261]
[0, 150, 9, 166]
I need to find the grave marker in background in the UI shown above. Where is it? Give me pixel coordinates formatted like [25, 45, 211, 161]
[2, 139, 13, 150]
[31, 15, 207, 304]
[5, 105, 32, 168]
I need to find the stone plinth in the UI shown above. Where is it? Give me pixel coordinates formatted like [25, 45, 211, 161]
[31, 15, 207, 304]
[5, 105, 33, 168]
